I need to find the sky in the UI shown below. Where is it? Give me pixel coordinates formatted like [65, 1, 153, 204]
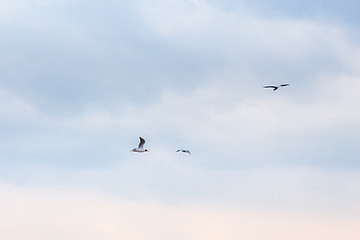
[0, 0, 360, 239]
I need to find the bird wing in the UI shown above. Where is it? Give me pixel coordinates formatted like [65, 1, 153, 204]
[280, 84, 289, 87]
[263, 86, 277, 89]
[184, 150, 191, 154]
[138, 137, 145, 149]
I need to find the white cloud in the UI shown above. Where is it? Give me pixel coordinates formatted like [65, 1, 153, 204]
[0, 89, 38, 121]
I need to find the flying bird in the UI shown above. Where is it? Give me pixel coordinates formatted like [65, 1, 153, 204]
[131, 137, 148, 153]
[263, 84, 289, 91]
[176, 149, 191, 154]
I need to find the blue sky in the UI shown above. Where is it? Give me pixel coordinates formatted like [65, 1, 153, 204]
[0, 0, 360, 239]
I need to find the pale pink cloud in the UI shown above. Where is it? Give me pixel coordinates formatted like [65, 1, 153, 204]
[0, 183, 359, 240]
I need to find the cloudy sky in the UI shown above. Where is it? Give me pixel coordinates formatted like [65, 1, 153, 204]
[0, 0, 360, 239]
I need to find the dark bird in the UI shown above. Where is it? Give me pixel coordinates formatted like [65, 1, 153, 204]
[176, 149, 191, 154]
[263, 84, 289, 91]
[131, 137, 148, 153]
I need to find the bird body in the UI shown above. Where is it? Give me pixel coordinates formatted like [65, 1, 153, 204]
[131, 137, 148, 153]
[176, 149, 191, 154]
[263, 84, 289, 91]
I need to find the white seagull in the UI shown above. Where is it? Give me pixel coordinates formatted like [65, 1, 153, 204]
[176, 149, 191, 154]
[263, 83, 289, 91]
[131, 137, 148, 153]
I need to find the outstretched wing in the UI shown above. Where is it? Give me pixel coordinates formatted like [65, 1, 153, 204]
[263, 86, 277, 89]
[280, 83, 289, 87]
[264, 86, 278, 91]
[138, 137, 145, 149]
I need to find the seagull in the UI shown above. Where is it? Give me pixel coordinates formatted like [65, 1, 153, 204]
[176, 149, 191, 154]
[263, 83, 289, 91]
[131, 137, 148, 153]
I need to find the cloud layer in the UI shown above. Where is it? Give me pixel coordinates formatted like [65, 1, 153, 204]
[1, 183, 359, 240]
[0, 1, 359, 239]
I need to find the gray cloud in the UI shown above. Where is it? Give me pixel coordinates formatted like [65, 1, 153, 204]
[1, 0, 357, 114]
[208, 0, 360, 27]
